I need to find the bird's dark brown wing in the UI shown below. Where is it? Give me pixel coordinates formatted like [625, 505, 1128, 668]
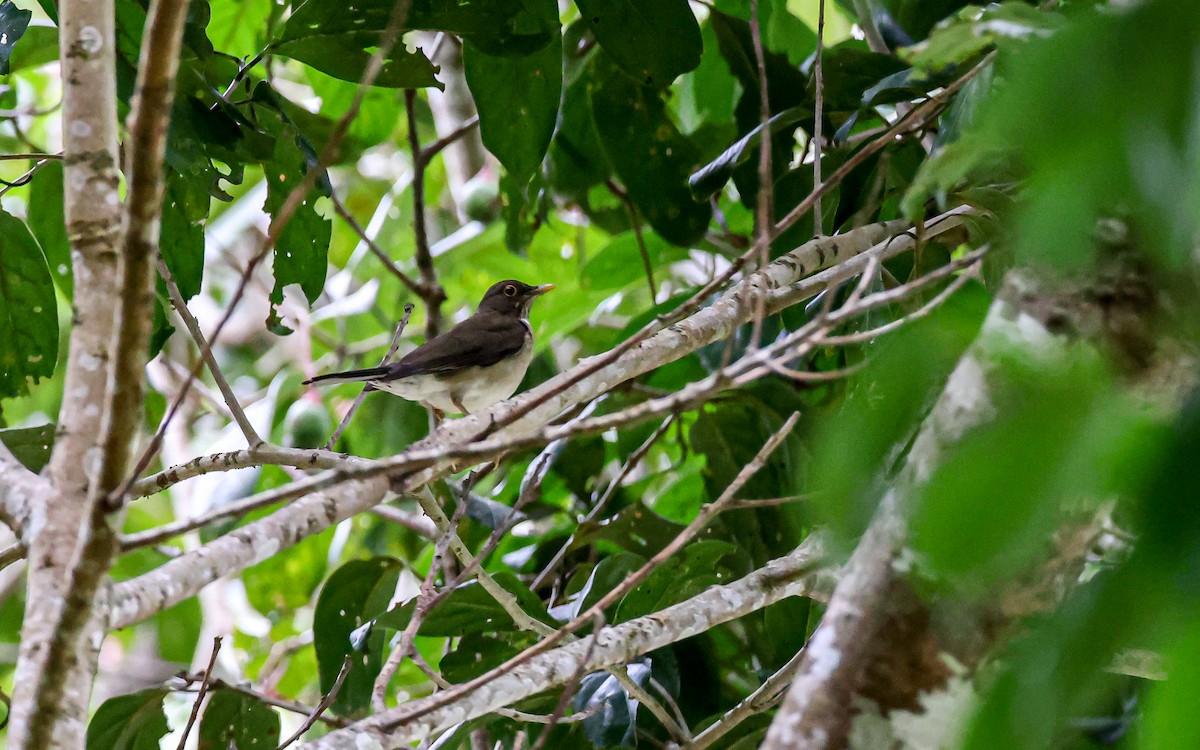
[378, 313, 529, 381]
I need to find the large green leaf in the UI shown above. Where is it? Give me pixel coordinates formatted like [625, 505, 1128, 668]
[26, 161, 71, 296]
[0, 209, 58, 399]
[547, 51, 611, 195]
[313, 557, 403, 716]
[463, 22, 563, 184]
[86, 690, 170, 750]
[275, 0, 558, 86]
[589, 53, 711, 246]
[615, 540, 736, 622]
[255, 87, 332, 331]
[0, 423, 54, 473]
[0, 0, 31, 75]
[198, 690, 281, 750]
[574, 0, 701, 88]
[688, 106, 809, 199]
[160, 173, 208, 301]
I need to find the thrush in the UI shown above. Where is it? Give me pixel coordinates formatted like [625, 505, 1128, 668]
[304, 280, 554, 415]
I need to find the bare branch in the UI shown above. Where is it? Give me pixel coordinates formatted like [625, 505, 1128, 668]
[175, 637, 222, 750]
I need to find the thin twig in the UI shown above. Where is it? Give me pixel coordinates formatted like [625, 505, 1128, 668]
[813, 0, 826, 236]
[421, 115, 480, 163]
[328, 192, 424, 295]
[175, 636, 222, 750]
[691, 645, 807, 749]
[325, 304, 415, 450]
[404, 89, 446, 339]
[748, 0, 775, 351]
[276, 655, 353, 749]
[156, 257, 263, 447]
[0, 152, 62, 161]
[606, 180, 657, 300]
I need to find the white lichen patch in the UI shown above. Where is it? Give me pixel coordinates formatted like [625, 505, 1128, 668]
[69, 120, 93, 138]
[806, 624, 843, 680]
[354, 733, 384, 750]
[78, 25, 104, 55]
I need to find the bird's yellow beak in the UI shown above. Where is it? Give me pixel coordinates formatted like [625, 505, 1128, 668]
[532, 283, 556, 296]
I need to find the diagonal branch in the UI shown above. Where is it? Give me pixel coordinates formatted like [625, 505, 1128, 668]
[301, 534, 833, 749]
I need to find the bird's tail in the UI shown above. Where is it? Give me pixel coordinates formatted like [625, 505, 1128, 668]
[303, 365, 389, 386]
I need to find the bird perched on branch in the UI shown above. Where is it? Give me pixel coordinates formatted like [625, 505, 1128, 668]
[304, 280, 554, 416]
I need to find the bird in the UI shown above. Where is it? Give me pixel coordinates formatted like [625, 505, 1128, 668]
[304, 280, 555, 416]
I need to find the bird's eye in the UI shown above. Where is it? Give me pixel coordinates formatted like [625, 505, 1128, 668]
[503, 284, 517, 297]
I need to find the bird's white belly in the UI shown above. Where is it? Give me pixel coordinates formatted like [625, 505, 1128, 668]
[373, 340, 534, 414]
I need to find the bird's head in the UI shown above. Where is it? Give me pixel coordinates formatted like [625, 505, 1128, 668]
[476, 280, 555, 319]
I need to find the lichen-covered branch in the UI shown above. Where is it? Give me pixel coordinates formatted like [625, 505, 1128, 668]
[8, 0, 122, 742]
[301, 534, 833, 749]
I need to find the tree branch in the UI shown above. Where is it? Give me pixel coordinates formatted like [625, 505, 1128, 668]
[9, 0, 123, 741]
[300, 534, 833, 749]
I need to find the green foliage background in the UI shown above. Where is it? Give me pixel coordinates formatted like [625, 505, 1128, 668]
[1, 0, 1199, 747]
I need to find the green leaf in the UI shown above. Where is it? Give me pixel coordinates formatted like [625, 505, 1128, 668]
[441, 632, 527, 683]
[256, 93, 332, 328]
[198, 690, 281, 750]
[574, 0, 701, 88]
[152, 596, 201, 664]
[0, 0, 32, 75]
[581, 230, 689, 291]
[589, 53, 711, 246]
[161, 173, 208, 301]
[313, 557, 402, 716]
[463, 23, 562, 184]
[275, 0, 558, 84]
[0, 209, 59, 399]
[86, 690, 170, 750]
[547, 54, 611, 194]
[5, 23, 56, 74]
[274, 33, 441, 89]
[901, 3, 1063, 77]
[616, 540, 736, 622]
[26, 161, 71, 296]
[688, 106, 809, 199]
[0, 423, 53, 473]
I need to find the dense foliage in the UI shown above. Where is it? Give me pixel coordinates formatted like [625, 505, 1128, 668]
[1, 0, 1198, 748]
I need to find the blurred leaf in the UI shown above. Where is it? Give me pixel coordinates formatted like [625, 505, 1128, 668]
[85, 690, 169, 750]
[901, 3, 1063, 77]
[5, 23, 55, 74]
[816, 42, 908, 115]
[242, 524, 333, 613]
[27, 161, 71, 296]
[581, 230, 689, 291]
[616, 540, 736, 621]
[0, 208, 58, 399]
[810, 283, 989, 542]
[0, 0, 31, 75]
[152, 596, 200, 664]
[463, 2, 561, 184]
[313, 557, 402, 716]
[198, 690, 281, 750]
[574, 0, 701, 88]
[0, 422, 53, 473]
[589, 52, 712, 246]
[910, 351, 1119, 592]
